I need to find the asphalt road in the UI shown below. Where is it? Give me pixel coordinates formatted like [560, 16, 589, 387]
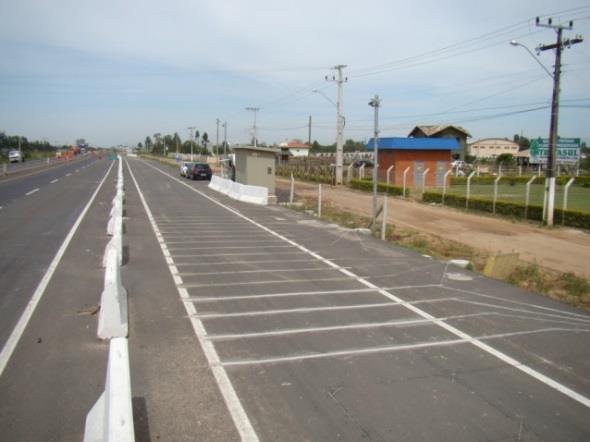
[0, 155, 588, 441]
[0, 154, 107, 348]
[124, 158, 589, 441]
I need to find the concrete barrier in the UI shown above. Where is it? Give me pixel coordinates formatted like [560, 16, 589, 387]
[84, 337, 135, 441]
[208, 175, 269, 205]
[97, 248, 128, 339]
[103, 222, 123, 267]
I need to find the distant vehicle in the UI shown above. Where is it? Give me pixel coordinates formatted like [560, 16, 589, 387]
[8, 150, 23, 163]
[180, 162, 193, 177]
[452, 160, 466, 169]
[188, 163, 212, 180]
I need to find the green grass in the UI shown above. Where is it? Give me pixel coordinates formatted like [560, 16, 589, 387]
[444, 183, 590, 213]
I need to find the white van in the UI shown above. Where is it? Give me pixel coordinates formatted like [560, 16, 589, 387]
[8, 150, 23, 163]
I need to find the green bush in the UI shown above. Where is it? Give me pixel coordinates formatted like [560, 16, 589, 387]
[349, 179, 408, 197]
[450, 175, 590, 187]
[422, 191, 590, 229]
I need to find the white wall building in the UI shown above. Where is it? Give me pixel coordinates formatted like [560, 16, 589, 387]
[468, 138, 519, 159]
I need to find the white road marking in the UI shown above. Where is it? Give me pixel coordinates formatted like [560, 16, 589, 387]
[220, 328, 590, 367]
[181, 275, 356, 289]
[0, 161, 114, 377]
[169, 245, 291, 251]
[187, 287, 383, 303]
[175, 258, 320, 267]
[126, 159, 259, 441]
[25, 188, 39, 196]
[193, 301, 401, 319]
[205, 312, 496, 341]
[50, 179, 59, 184]
[142, 158, 590, 409]
[166, 239, 283, 245]
[66, 173, 72, 176]
[172, 251, 305, 258]
[180, 267, 342, 277]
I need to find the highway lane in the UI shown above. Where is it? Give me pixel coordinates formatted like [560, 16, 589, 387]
[0, 155, 98, 209]
[127, 157, 590, 441]
[0, 156, 111, 350]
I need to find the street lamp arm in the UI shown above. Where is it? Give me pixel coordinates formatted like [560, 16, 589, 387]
[510, 40, 554, 79]
[312, 89, 337, 108]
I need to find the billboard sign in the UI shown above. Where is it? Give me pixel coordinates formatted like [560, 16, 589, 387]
[529, 137, 580, 165]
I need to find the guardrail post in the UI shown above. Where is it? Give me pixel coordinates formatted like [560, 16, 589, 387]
[381, 195, 388, 240]
[317, 184, 322, 218]
[493, 174, 502, 214]
[466, 171, 476, 209]
[289, 173, 295, 204]
[524, 176, 537, 219]
[402, 166, 410, 198]
[562, 177, 575, 225]
[422, 168, 430, 193]
[386, 165, 394, 186]
[442, 169, 453, 205]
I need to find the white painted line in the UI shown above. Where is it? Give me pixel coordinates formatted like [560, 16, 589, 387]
[181, 275, 355, 289]
[220, 328, 590, 367]
[66, 173, 72, 176]
[159, 229, 260, 234]
[142, 158, 590, 409]
[125, 159, 258, 441]
[175, 259, 318, 267]
[50, 179, 59, 184]
[172, 251, 305, 258]
[25, 188, 39, 196]
[187, 287, 383, 303]
[169, 245, 292, 251]
[0, 161, 115, 377]
[166, 239, 283, 245]
[180, 267, 342, 277]
[193, 301, 401, 319]
[75, 169, 79, 173]
[206, 312, 495, 341]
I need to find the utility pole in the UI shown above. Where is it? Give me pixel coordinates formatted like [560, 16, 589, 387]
[308, 115, 312, 146]
[245, 107, 259, 147]
[187, 126, 196, 161]
[222, 121, 228, 157]
[325, 64, 347, 185]
[536, 16, 583, 226]
[369, 95, 381, 233]
[215, 118, 220, 157]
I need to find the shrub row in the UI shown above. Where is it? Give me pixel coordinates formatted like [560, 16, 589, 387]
[276, 167, 333, 184]
[423, 191, 590, 229]
[349, 179, 408, 197]
[450, 175, 590, 186]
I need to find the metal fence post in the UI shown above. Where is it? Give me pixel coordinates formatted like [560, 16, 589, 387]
[562, 177, 575, 224]
[466, 171, 476, 209]
[402, 166, 410, 198]
[317, 184, 322, 218]
[386, 165, 394, 186]
[442, 169, 453, 205]
[347, 163, 354, 184]
[289, 173, 294, 204]
[524, 176, 537, 219]
[493, 174, 502, 214]
[381, 195, 388, 240]
[359, 164, 365, 180]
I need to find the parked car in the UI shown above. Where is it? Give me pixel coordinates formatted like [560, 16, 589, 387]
[188, 163, 212, 180]
[8, 150, 23, 163]
[180, 162, 193, 177]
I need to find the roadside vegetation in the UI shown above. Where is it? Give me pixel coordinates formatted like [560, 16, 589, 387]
[289, 195, 590, 310]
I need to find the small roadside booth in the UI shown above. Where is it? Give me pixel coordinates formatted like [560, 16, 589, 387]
[233, 146, 279, 196]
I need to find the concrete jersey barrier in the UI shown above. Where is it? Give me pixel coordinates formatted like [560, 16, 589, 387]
[209, 175, 268, 205]
[97, 248, 128, 340]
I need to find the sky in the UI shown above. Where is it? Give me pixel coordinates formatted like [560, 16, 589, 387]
[0, 0, 589, 148]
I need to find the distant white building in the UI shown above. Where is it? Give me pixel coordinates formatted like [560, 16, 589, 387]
[468, 138, 519, 159]
[279, 139, 311, 161]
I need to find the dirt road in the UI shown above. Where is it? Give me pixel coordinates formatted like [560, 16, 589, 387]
[277, 178, 590, 279]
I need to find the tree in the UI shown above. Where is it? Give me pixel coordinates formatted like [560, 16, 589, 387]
[513, 134, 530, 150]
[496, 153, 515, 166]
[144, 136, 152, 152]
[173, 132, 182, 152]
[195, 130, 200, 146]
[202, 132, 209, 148]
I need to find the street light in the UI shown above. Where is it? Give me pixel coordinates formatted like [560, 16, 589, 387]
[312, 89, 337, 108]
[509, 40, 554, 79]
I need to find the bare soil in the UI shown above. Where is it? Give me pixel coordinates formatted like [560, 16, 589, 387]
[277, 178, 590, 279]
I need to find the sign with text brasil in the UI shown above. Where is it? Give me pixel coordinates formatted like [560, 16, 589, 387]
[529, 138, 580, 165]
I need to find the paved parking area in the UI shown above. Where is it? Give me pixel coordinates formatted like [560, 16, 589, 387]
[127, 158, 590, 441]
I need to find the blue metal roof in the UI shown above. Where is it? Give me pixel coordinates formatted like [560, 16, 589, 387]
[366, 137, 460, 151]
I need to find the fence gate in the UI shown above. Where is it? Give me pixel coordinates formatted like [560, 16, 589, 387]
[436, 161, 446, 187]
[414, 161, 424, 188]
